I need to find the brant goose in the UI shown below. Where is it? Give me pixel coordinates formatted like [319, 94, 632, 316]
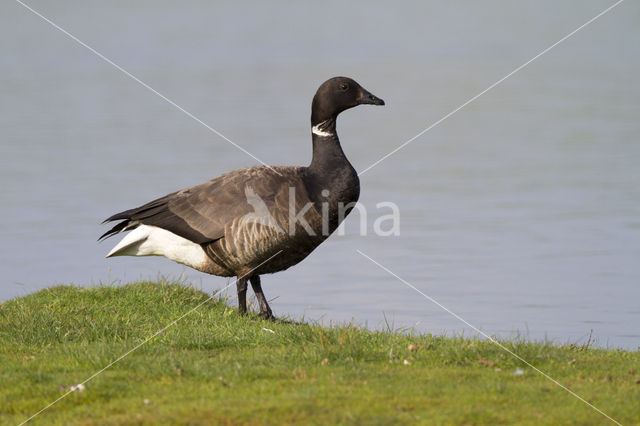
[100, 76, 384, 319]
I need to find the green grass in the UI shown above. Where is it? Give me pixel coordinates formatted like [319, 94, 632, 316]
[0, 281, 638, 425]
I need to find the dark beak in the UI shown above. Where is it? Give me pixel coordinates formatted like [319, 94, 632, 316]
[358, 88, 385, 106]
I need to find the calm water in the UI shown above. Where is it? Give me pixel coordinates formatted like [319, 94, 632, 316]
[1, 1, 639, 349]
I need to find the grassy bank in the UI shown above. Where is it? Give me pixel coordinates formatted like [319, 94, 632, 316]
[0, 281, 638, 425]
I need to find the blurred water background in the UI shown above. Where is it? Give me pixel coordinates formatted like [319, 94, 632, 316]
[1, 0, 638, 348]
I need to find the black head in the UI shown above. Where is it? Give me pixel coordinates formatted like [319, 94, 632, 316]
[311, 76, 384, 125]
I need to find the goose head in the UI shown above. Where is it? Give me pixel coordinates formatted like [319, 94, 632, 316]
[311, 76, 384, 126]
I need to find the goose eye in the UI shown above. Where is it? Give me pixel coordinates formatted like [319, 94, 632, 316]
[339, 83, 349, 91]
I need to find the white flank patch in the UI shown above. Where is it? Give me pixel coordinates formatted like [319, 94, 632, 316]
[106, 224, 207, 270]
[311, 122, 334, 137]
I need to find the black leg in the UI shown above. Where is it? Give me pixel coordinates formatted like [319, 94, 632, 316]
[237, 277, 248, 316]
[249, 275, 273, 320]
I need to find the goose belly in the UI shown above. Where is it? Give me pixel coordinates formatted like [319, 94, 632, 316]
[204, 208, 327, 276]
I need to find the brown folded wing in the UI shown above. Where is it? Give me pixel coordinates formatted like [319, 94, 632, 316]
[101, 165, 306, 244]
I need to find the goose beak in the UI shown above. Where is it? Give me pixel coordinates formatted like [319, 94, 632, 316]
[358, 89, 385, 106]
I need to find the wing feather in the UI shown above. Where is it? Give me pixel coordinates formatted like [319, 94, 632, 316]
[101, 166, 305, 244]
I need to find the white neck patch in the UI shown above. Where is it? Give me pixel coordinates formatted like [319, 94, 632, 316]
[312, 121, 334, 137]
